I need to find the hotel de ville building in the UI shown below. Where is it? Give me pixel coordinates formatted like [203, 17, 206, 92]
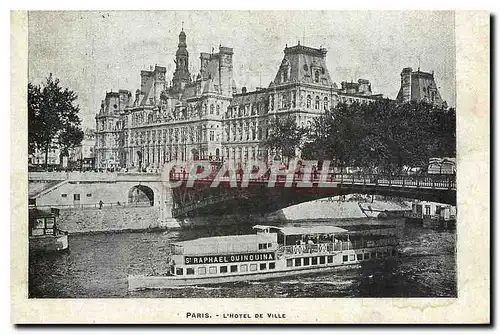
[95, 29, 387, 171]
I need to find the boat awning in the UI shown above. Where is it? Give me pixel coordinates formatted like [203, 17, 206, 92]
[273, 226, 348, 236]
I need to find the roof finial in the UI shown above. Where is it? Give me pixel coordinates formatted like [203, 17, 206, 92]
[181, 21, 184, 31]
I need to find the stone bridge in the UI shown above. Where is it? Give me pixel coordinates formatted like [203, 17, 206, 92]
[29, 171, 456, 225]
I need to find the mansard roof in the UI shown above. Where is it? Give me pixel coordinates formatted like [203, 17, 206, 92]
[271, 43, 333, 87]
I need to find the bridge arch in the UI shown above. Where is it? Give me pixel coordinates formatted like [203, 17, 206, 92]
[128, 184, 155, 206]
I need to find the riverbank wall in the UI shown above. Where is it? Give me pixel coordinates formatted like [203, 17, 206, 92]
[57, 206, 160, 234]
[55, 195, 412, 234]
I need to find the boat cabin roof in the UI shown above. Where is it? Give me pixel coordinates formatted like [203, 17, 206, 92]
[253, 225, 348, 236]
[171, 233, 276, 248]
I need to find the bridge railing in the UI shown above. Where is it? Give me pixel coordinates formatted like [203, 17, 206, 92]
[167, 171, 456, 190]
[29, 201, 152, 210]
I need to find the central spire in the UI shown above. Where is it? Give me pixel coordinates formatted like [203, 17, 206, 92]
[172, 26, 191, 91]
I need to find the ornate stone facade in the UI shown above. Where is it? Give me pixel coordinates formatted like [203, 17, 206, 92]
[95, 30, 383, 171]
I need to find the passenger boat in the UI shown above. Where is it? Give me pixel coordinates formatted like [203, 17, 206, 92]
[128, 224, 399, 290]
[29, 208, 69, 253]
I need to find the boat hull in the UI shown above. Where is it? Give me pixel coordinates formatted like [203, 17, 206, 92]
[128, 258, 393, 291]
[29, 234, 69, 252]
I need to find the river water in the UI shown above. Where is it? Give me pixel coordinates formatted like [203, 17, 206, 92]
[28, 218, 456, 298]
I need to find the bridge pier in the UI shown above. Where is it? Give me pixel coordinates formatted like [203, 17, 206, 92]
[157, 185, 182, 229]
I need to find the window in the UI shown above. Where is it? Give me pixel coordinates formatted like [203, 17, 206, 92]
[260, 263, 267, 270]
[327, 256, 333, 263]
[324, 97, 329, 110]
[343, 255, 348, 262]
[425, 205, 431, 215]
[371, 252, 376, 258]
[364, 253, 370, 260]
[294, 258, 302, 267]
[304, 257, 310, 266]
[376, 252, 381, 258]
[220, 266, 228, 273]
[209, 266, 217, 274]
[61, 194, 67, 198]
[286, 259, 293, 267]
[198, 267, 206, 275]
[258, 243, 268, 250]
[320, 256, 326, 264]
[315, 70, 320, 83]
[311, 257, 318, 265]
[306, 95, 312, 108]
[210, 104, 214, 114]
[315, 96, 320, 109]
[209, 130, 214, 141]
[216, 105, 220, 115]
[349, 254, 355, 261]
[240, 264, 248, 272]
[230, 265, 238, 273]
[250, 264, 257, 271]
[267, 243, 272, 248]
[73, 194, 80, 201]
[269, 262, 275, 270]
[357, 254, 363, 261]
[86, 193, 92, 197]
[392, 249, 397, 256]
[176, 267, 184, 275]
[186, 268, 195, 275]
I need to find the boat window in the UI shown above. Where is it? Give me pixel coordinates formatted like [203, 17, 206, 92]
[286, 259, 293, 267]
[267, 242, 272, 248]
[327, 256, 333, 263]
[230, 265, 238, 273]
[303, 257, 310, 266]
[294, 258, 301, 267]
[349, 254, 355, 261]
[357, 254, 363, 261]
[371, 252, 376, 258]
[320, 256, 326, 264]
[198, 267, 206, 275]
[364, 253, 370, 260]
[209, 266, 217, 274]
[260, 263, 267, 270]
[342, 255, 348, 262]
[220, 266, 228, 273]
[258, 243, 268, 250]
[176, 267, 184, 275]
[45, 218, 55, 228]
[311, 257, 318, 265]
[186, 268, 194, 275]
[250, 264, 257, 271]
[269, 262, 276, 270]
[240, 264, 248, 272]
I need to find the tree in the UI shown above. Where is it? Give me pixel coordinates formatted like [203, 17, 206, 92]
[262, 115, 307, 163]
[305, 99, 456, 174]
[28, 74, 84, 169]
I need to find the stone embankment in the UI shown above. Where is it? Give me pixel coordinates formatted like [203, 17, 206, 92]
[57, 206, 160, 234]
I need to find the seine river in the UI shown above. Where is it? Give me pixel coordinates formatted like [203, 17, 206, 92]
[29, 218, 456, 298]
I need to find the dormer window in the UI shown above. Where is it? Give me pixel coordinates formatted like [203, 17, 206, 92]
[314, 70, 320, 83]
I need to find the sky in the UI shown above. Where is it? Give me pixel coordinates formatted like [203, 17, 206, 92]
[28, 11, 456, 130]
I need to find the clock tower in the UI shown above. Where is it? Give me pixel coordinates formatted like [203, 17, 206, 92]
[172, 27, 191, 91]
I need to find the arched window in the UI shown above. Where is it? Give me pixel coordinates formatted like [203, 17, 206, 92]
[306, 95, 312, 108]
[216, 104, 220, 115]
[323, 97, 329, 111]
[315, 96, 320, 110]
[204, 104, 207, 115]
[315, 70, 320, 83]
[210, 104, 214, 115]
